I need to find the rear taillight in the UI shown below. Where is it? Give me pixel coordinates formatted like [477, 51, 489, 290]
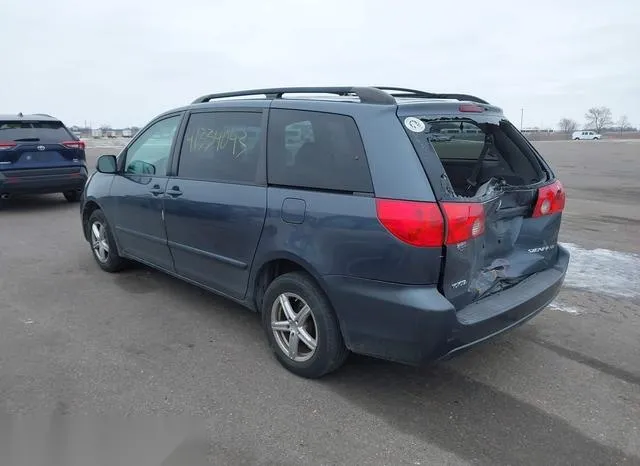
[61, 140, 85, 150]
[375, 199, 485, 247]
[375, 199, 444, 247]
[441, 202, 485, 244]
[533, 180, 565, 217]
[0, 141, 17, 150]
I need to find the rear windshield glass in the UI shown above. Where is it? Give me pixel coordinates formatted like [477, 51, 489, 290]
[0, 120, 71, 141]
[402, 115, 546, 198]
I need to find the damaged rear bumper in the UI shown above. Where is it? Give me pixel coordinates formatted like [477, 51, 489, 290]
[442, 244, 570, 359]
[323, 245, 569, 366]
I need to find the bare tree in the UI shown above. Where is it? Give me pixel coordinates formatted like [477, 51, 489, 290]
[617, 115, 631, 131]
[558, 118, 578, 134]
[99, 124, 112, 131]
[584, 107, 613, 132]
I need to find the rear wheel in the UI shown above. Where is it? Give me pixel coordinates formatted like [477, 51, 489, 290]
[261, 272, 348, 378]
[63, 190, 81, 202]
[87, 209, 126, 273]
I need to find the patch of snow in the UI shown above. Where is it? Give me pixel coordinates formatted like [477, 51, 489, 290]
[549, 301, 582, 315]
[560, 242, 640, 299]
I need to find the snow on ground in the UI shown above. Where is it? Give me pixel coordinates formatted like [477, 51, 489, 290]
[559, 242, 640, 299]
[82, 138, 128, 149]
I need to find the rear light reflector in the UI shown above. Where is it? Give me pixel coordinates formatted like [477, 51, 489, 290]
[0, 141, 17, 150]
[375, 199, 444, 247]
[441, 202, 485, 244]
[533, 180, 565, 217]
[375, 199, 486, 247]
[62, 140, 85, 150]
[458, 104, 485, 113]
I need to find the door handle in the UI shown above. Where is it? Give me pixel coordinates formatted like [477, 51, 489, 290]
[149, 184, 164, 196]
[166, 186, 183, 197]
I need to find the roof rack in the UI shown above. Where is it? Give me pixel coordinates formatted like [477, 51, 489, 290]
[192, 87, 396, 105]
[373, 87, 490, 105]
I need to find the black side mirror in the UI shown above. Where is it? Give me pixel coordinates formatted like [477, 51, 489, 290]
[96, 154, 117, 174]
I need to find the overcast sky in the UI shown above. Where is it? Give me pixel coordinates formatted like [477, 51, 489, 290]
[2, 0, 639, 129]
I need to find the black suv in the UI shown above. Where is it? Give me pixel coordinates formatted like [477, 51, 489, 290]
[81, 87, 569, 378]
[0, 114, 88, 202]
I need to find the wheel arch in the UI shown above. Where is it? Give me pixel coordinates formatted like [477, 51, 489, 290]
[249, 252, 330, 314]
[81, 199, 103, 241]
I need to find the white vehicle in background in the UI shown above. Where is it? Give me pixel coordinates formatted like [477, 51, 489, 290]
[573, 130, 601, 140]
[91, 129, 103, 138]
[122, 129, 133, 138]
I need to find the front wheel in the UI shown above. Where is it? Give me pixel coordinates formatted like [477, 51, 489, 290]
[87, 209, 127, 273]
[262, 272, 349, 378]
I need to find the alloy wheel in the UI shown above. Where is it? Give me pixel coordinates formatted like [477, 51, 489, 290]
[90, 221, 110, 263]
[270, 292, 318, 362]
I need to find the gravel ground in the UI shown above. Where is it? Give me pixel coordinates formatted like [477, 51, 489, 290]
[0, 140, 638, 465]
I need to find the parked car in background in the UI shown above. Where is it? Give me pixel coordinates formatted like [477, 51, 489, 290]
[0, 113, 87, 202]
[80, 86, 569, 378]
[572, 130, 601, 140]
[122, 129, 133, 138]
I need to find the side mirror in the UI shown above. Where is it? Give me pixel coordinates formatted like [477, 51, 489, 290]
[96, 154, 117, 174]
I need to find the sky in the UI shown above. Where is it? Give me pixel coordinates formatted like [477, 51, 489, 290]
[2, 0, 639, 129]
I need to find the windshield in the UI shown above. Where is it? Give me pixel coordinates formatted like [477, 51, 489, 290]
[0, 120, 71, 142]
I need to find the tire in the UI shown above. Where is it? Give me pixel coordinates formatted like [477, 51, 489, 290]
[86, 209, 127, 273]
[63, 190, 81, 202]
[261, 272, 349, 378]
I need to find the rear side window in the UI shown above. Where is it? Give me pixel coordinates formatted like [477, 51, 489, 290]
[0, 120, 71, 141]
[267, 109, 373, 193]
[178, 112, 263, 184]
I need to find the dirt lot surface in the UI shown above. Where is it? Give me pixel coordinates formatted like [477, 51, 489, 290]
[0, 140, 639, 465]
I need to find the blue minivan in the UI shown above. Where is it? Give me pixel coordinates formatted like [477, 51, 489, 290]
[80, 87, 569, 378]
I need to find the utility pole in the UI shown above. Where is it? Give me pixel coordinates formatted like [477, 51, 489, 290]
[520, 108, 524, 131]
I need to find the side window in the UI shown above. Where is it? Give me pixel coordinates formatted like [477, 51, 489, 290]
[267, 109, 373, 193]
[178, 112, 263, 184]
[125, 115, 181, 176]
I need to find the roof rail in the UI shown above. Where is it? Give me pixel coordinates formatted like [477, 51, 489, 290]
[373, 86, 490, 105]
[33, 113, 54, 117]
[192, 87, 396, 105]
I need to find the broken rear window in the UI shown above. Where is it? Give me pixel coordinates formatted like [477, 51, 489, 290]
[403, 116, 547, 198]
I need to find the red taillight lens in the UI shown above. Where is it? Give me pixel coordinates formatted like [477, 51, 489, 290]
[375, 199, 444, 247]
[459, 104, 485, 113]
[441, 202, 485, 244]
[62, 140, 85, 150]
[0, 141, 17, 150]
[376, 199, 486, 247]
[533, 180, 565, 217]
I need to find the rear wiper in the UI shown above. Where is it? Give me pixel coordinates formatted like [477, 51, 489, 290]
[13, 137, 40, 142]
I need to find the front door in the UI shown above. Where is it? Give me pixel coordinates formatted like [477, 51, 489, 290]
[111, 114, 182, 270]
[163, 110, 267, 299]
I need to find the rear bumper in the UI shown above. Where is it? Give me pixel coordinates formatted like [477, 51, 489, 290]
[324, 245, 570, 365]
[0, 166, 87, 195]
